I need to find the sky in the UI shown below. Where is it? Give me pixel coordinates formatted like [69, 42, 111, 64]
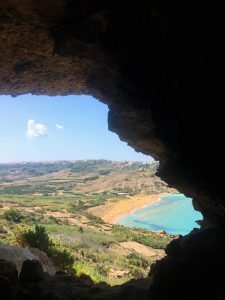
[0, 94, 153, 163]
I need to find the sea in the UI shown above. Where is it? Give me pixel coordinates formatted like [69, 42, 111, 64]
[116, 193, 202, 235]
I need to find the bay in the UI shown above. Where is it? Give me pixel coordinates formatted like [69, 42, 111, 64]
[117, 194, 202, 235]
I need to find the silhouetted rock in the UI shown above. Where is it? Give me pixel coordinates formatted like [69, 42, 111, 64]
[0, 275, 14, 300]
[0, 259, 18, 284]
[19, 260, 44, 283]
[0, 260, 18, 300]
[149, 228, 225, 300]
[165, 235, 183, 258]
[78, 274, 94, 287]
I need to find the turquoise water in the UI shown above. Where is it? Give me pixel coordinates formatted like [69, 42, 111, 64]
[117, 194, 202, 235]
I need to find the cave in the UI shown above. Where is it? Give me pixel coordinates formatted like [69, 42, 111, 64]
[0, 1, 224, 299]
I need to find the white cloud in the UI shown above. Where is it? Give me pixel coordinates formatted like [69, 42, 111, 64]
[55, 124, 64, 130]
[26, 119, 47, 139]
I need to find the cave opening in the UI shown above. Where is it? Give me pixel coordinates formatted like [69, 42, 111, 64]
[1, 93, 202, 289]
[1, 1, 224, 298]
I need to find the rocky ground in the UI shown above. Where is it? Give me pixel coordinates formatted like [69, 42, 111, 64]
[0, 258, 151, 300]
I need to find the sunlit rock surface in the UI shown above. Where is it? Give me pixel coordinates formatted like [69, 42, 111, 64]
[0, 243, 59, 275]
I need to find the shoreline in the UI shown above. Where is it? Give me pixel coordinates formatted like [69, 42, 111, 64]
[88, 193, 169, 224]
[113, 196, 162, 224]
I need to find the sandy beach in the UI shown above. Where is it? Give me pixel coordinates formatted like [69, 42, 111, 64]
[89, 193, 168, 224]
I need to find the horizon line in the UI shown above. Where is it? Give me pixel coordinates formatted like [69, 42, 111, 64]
[0, 158, 155, 165]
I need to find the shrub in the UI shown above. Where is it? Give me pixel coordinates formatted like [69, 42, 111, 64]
[49, 245, 75, 272]
[45, 216, 60, 225]
[83, 176, 99, 183]
[3, 208, 44, 224]
[79, 227, 84, 233]
[23, 225, 53, 252]
[67, 201, 84, 213]
[127, 253, 150, 268]
[99, 170, 111, 176]
[10, 224, 74, 272]
[74, 261, 104, 283]
[134, 233, 169, 249]
[111, 225, 133, 241]
[130, 267, 146, 279]
[0, 224, 7, 234]
[10, 224, 52, 252]
[86, 213, 105, 225]
[4, 209, 24, 223]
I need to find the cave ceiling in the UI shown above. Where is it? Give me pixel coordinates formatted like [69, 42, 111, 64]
[0, 1, 224, 225]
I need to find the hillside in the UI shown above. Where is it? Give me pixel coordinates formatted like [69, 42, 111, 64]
[0, 160, 174, 195]
[0, 160, 175, 285]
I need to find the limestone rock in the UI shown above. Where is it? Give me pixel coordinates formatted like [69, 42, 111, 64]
[0, 243, 60, 275]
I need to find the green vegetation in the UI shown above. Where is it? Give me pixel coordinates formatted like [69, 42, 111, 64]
[83, 175, 99, 182]
[111, 225, 170, 249]
[43, 224, 157, 283]
[1, 208, 60, 225]
[0, 160, 173, 285]
[0, 212, 171, 284]
[0, 160, 168, 197]
[7, 224, 74, 272]
[4, 209, 24, 223]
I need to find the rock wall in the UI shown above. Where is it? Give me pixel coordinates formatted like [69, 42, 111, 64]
[0, 1, 225, 299]
[1, 1, 224, 224]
